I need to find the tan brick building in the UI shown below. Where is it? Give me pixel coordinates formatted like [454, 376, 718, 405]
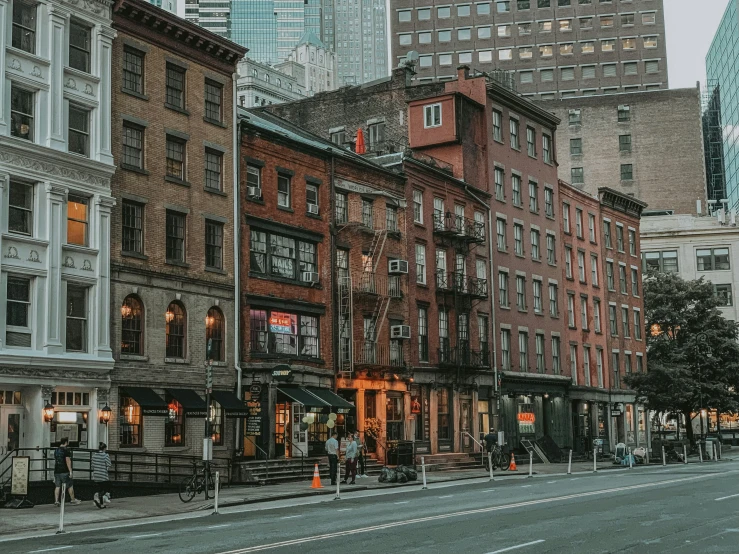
[108, 0, 246, 457]
[537, 88, 707, 215]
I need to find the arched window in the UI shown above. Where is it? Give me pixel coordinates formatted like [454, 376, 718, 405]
[121, 295, 143, 355]
[165, 301, 186, 358]
[205, 307, 225, 362]
[264, 74, 270, 83]
[276, 78, 281, 87]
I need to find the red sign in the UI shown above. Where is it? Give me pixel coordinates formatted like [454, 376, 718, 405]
[517, 412, 535, 423]
[269, 313, 294, 334]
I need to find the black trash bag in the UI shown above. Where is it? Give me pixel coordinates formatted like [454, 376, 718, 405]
[401, 466, 418, 481]
[378, 467, 397, 483]
[396, 471, 408, 483]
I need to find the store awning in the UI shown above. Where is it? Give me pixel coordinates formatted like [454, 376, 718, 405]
[166, 389, 207, 417]
[120, 387, 168, 416]
[306, 388, 355, 414]
[211, 390, 249, 418]
[277, 386, 330, 412]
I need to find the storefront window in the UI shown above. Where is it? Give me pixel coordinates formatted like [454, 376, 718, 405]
[120, 395, 142, 447]
[638, 408, 646, 444]
[478, 400, 490, 438]
[51, 391, 89, 406]
[210, 401, 223, 446]
[165, 396, 184, 446]
[438, 389, 450, 440]
[249, 309, 319, 359]
[411, 385, 429, 441]
[626, 404, 635, 444]
[0, 390, 22, 404]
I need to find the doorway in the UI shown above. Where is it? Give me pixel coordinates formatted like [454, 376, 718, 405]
[460, 398, 472, 452]
[1, 406, 23, 475]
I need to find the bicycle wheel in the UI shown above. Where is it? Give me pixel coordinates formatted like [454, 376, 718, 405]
[483, 453, 490, 472]
[497, 452, 511, 471]
[179, 477, 197, 503]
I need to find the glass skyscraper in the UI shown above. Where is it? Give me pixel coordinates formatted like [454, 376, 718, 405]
[706, 0, 739, 210]
[231, 0, 278, 65]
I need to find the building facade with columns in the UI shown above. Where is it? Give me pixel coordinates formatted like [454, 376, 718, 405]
[0, 0, 116, 463]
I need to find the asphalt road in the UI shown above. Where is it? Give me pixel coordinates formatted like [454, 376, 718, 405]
[3, 461, 739, 554]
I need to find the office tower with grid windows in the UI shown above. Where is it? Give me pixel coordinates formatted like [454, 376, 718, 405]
[706, 0, 739, 211]
[391, 0, 668, 97]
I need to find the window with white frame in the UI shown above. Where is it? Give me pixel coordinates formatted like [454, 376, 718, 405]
[567, 293, 575, 327]
[552, 336, 560, 374]
[565, 246, 573, 279]
[416, 244, 426, 284]
[596, 348, 604, 387]
[8, 181, 33, 236]
[531, 229, 540, 260]
[516, 275, 526, 311]
[436, 249, 447, 288]
[580, 297, 588, 330]
[570, 345, 578, 385]
[578, 250, 586, 282]
[66, 284, 87, 352]
[6, 276, 32, 347]
[634, 309, 642, 340]
[533, 279, 543, 313]
[496, 218, 506, 251]
[512, 174, 522, 206]
[583, 346, 591, 386]
[591, 254, 599, 286]
[549, 283, 558, 316]
[424, 103, 442, 128]
[501, 329, 511, 369]
[547, 234, 556, 265]
[499, 271, 509, 307]
[519, 331, 528, 370]
[593, 299, 601, 333]
[413, 190, 423, 223]
[277, 174, 291, 207]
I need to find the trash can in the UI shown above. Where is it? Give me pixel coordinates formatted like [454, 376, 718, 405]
[396, 441, 414, 466]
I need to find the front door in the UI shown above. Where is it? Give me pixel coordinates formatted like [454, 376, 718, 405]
[291, 403, 308, 458]
[0, 407, 23, 476]
[460, 399, 472, 452]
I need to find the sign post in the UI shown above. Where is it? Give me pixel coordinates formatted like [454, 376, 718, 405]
[204, 339, 214, 500]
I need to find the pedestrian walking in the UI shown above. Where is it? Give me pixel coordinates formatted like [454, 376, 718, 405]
[354, 432, 367, 478]
[325, 431, 339, 486]
[92, 442, 112, 509]
[53, 437, 81, 506]
[342, 434, 357, 485]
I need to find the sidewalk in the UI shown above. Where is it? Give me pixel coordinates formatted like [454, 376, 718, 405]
[0, 458, 722, 537]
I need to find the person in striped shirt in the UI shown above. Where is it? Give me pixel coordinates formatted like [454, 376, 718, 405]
[92, 442, 112, 509]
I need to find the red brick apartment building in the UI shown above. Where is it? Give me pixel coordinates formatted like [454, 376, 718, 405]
[108, 0, 245, 456]
[267, 65, 648, 456]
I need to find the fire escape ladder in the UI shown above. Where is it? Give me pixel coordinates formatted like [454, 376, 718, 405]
[338, 275, 354, 378]
[368, 229, 388, 272]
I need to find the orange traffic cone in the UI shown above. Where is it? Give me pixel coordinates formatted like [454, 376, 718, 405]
[311, 463, 323, 489]
[509, 453, 518, 471]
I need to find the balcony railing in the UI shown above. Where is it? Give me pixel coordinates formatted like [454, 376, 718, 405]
[437, 345, 491, 369]
[437, 272, 488, 298]
[354, 341, 405, 367]
[352, 272, 404, 298]
[432, 213, 485, 243]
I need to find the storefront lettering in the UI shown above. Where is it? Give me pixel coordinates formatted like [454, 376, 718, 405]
[269, 313, 294, 334]
[246, 400, 263, 436]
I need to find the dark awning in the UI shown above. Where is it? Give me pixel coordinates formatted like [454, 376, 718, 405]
[306, 388, 355, 414]
[166, 389, 207, 417]
[277, 386, 330, 412]
[211, 390, 249, 418]
[121, 387, 168, 416]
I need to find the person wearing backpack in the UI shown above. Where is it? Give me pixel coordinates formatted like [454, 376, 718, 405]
[54, 437, 81, 506]
[92, 442, 112, 508]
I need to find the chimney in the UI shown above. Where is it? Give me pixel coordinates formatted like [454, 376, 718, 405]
[457, 65, 470, 81]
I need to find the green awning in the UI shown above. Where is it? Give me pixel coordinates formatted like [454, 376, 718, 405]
[306, 388, 355, 414]
[166, 389, 207, 417]
[120, 387, 168, 416]
[211, 390, 250, 418]
[277, 386, 330, 411]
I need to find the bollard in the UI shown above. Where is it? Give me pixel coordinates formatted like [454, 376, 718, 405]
[528, 451, 533, 478]
[719, 442, 723, 460]
[645, 446, 650, 465]
[567, 449, 572, 475]
[335, 460, 341, 500]
[628, 448, 633, 469]
[56, 489, 66, 534]
[713, 442, 718, 462]
[421, 456, 428, 490]
[488, 452, 494, 481]
[213, 471, 220, 515]
[662, 446, 666, 466]
[683, 445, 688, 465]
[593, 448, 597, 473]
[699, 443, 704, 463]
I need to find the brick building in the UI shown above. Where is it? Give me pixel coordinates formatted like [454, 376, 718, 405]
[598, 187, 647, 449]
[559, 181, 611, 454]
[390, 0, 668, 98]
[108, 0, 246, 456]
[536, 88, 707, 215]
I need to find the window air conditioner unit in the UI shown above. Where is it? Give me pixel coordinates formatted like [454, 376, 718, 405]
[302, 271, 320, 284]
[307, 203, 319, 215]
[390, 325, 411, 339]
[247, 186, 261, 198]
[388, 259, 409, 274]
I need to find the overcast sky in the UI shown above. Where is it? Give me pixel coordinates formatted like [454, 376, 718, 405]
[665, 0, 731, 89]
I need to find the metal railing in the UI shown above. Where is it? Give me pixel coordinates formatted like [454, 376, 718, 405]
[282, 435, 306, 476]
[352, 271, 404, 297]
[437, 346, 491, 369]
[354, 340, 405, 367]
[432, 213, 485, 242]
[0, 447, 232, 489]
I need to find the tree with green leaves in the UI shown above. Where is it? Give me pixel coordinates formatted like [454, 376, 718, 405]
[625, 271, 739, 445]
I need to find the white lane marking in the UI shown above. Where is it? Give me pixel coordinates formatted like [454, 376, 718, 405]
[215, 472, 725, 553]
[28, 547, 73, 553]
[481, 489, 496, 493]
[485, 539, 546, 554]
[130, 533, 163, 539]
[394, 501, 410, 505]
[546, 481, 557, 484]
[207, 524, 231, 529]
[715, 493, 739, 501]
[437, 495, 453, 499]
[570, 478, 580, 481]
[280, 515, 302, 520]
[521, 485, 532, 488]
[337, 508, 352, 512]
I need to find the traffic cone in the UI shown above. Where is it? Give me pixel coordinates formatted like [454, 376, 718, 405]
[509, 453, 518, 471]
[311, 463, 323, 489]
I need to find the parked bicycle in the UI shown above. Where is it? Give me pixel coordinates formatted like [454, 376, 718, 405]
[179, 462, 217, 503]
[483, 444, 511, 471]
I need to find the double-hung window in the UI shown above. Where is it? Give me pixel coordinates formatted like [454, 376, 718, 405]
[122, 123, 144, 169]
[499, 271, 509, 307]
[529, 181, 538, 213]
[510, 118, 520, 149]
[416, 244, 426, 284]
[205, 220, 224, 270]
[7, 276, 32, 347]
[277, 174, 291, 208]
[166, 210, 186, 263]
[122, 200, 144, 254]
[69, 21, 91, 73]
[205, 149, 223, 191]
[8, 181, 33, 235]
[10, 85, 34, 141]
[526, 127, 536, 157]
[68, 105, 89, 157]
[66, 285, 88, 352]
[12, 2, 36, 54]
[123, 48, 145, 95]
[166, 135, 186, 181]
[697, 248, 730, 271]
[250, 229, 317, 282]
[413, 190, 423, 223]
[67, 195, 88, 246]
[249, 309, 319, 358]
[549, 283, 558, 316]
[166, 63, 186, 109]
[204, 80, 223, 123]
[424, 103, 442, 128]
[516, 276, 526, 311]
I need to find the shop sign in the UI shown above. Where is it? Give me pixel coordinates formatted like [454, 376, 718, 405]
[272, 365, 293, 382]
[269, 313, 294, 335]
[249, 383, 262, 396]
[10, 457, 30, 496]
[411, 396, 421, 414]
[245, 400, 263, 436]
[612, 403, 624, 416]
[517, 412, 535, 434]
